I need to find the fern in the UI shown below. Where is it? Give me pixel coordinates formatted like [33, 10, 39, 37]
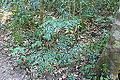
[5, 0, 118, 79]
[36, 18, 85, 41]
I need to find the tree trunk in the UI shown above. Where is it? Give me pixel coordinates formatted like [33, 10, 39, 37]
[39, 0, 44, 24]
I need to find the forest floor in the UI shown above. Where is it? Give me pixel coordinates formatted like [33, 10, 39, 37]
[0, 14, 110, 80]
[0, 26, 30, 80]
[0, 25, 105, 80]
[0, 25, 102, 80]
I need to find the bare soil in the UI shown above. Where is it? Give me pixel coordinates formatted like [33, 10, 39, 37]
[0, 26, 30, 80]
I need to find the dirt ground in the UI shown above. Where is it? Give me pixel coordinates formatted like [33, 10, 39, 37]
[0, 26, 30, 80]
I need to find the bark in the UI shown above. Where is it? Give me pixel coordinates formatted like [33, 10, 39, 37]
[39, 0, 44, 24]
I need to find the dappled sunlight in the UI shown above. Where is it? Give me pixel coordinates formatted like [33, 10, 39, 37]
[0, 9, 12, 24]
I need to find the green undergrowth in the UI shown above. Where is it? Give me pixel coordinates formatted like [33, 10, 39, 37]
[10, 29, 110, 79]
[0, 0, 118, 79]
[80, 30, 110, 79]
